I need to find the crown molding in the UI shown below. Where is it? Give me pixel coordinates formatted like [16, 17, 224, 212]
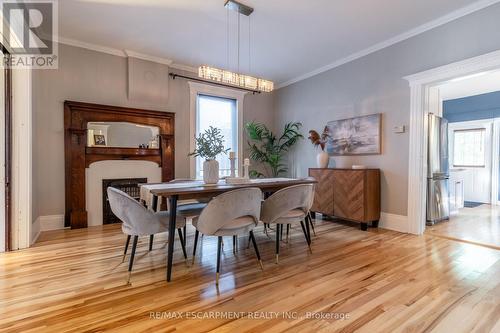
[276, 0, 500, 89]
[56, 36, 126, 57]
[56, 36, 195, 71]
[124, 50, 173, 66]
[169, 63, 198, 73]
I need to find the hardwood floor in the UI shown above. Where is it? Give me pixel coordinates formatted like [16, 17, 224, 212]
[1, 220, 499, 332]
[426, 204, 500, 249]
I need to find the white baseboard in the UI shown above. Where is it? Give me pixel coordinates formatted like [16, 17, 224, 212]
[37, 215, 65, 232]
[31, 218, 41, 245]
[379, 212, 408, 233]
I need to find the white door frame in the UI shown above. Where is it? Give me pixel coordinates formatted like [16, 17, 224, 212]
[405, 49, 500, 235]
[492, 119, 500, 205]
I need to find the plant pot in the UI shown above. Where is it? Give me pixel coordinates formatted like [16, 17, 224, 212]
[316, 151, 329, 168]
[203, 159, 219, 184]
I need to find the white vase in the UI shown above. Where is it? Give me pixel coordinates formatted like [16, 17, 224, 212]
[316, 151, 329, 168]
[203, 159, 219, 184]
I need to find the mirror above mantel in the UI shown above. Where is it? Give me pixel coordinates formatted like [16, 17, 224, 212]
[65, 101, 175, 229]
[87, 121, 160, 149]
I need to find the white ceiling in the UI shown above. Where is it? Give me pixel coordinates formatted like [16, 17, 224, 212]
[59, 0, 498, 86]
[439, 70, 500, 100]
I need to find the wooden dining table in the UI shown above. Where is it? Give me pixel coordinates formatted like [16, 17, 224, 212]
[142, 177, 317, 282]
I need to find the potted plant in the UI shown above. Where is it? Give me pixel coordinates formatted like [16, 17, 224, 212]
[189, 126, 229, 184]
[245, 121, 303, 178]
[308, 126, 330, 168]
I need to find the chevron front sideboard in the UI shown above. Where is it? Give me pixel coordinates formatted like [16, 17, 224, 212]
[308, 168, 381, 231]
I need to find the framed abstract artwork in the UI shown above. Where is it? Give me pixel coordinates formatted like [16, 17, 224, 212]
[326, 114, 381, 155]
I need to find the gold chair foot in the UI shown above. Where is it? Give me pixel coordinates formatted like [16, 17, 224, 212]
[308, 245, 313, 254]
[215, 272, 220, 285]
[121, 254, 126, 263]
[127, 271, 132, 284]
[259, 260, 264, 271]
[275, 254, 279, 264]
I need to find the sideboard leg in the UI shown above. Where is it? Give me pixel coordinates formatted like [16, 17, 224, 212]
[310, 212, 316, 219]
[360, 223, 368, 231]
[372, 220, 379, 228]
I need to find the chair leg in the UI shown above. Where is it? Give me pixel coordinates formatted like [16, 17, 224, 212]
[127, 235, 139, 283]
[308, 212, 317, 237]
[122, 235, 131, 262]
[216, 236, 223, 285]
[275, 224, 281, 264]
[305, 216, 312, 243]
[233, 235, 237, 253]
[286, 224, 290, 242]
[280, 223, 284, 241]
[247, 233, 251, 249]
[300, 221, 312, 254]
[149, 234, 154, 251]
[183, 224, 187, 247]
[249, 230, 264, 270]
[192, 230, 199, 264]
[177, 228, 188, 260]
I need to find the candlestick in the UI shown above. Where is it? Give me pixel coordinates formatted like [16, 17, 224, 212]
[229, 153, 236, 178]
[243, 158, 250, 179]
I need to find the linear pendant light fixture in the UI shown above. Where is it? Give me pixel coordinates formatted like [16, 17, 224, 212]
[198, 0, 274, 93]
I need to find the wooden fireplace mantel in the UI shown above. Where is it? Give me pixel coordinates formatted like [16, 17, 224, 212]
[64, 101, 175, 229]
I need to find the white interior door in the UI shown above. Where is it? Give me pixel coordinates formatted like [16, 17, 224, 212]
[449, 120, 492, 204]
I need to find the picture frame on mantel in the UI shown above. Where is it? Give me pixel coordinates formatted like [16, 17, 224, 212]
[326, 113, 381, 155]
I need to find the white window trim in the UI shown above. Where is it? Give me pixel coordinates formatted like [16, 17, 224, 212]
[449, 120, 490, 168]
[188, 82, 247, 179]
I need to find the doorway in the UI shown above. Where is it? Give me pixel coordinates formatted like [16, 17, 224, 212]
[405, 49, 500, 239]
[426, 74, 500, 249]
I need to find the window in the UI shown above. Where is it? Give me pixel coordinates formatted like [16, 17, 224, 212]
[453, 129, 486, 167]
[195, 94, 238, 179]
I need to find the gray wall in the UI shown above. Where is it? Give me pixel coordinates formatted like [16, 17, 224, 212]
[32, 43, 274, 220]
[274, 4, 500, 217]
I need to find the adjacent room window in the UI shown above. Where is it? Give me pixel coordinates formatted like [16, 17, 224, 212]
[453, 129, 486, 167]
[195, 94, 238, 179]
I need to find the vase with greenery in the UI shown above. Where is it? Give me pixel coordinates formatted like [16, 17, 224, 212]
[245, 121, 303, 178]
[308, 126, 331, 168]
[189, 126, 229, 184]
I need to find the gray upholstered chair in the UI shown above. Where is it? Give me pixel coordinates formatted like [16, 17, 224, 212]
[261, 184, 314, 264]
[192, 187, 263, 285]
[107, 187, 188, 282]
[147, 179, 208, 252]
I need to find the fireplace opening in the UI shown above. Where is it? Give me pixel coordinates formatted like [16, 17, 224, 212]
[102, 178, 147, 224]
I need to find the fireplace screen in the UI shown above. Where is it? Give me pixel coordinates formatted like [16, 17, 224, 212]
[102, 178, 147, 224]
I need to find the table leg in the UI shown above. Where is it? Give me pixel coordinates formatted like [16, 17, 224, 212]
[152, 195, 158, 212]
[166, 195, 178, 282]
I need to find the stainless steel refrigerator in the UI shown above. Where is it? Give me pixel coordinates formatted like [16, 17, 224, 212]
[426, 114, 450, 225]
